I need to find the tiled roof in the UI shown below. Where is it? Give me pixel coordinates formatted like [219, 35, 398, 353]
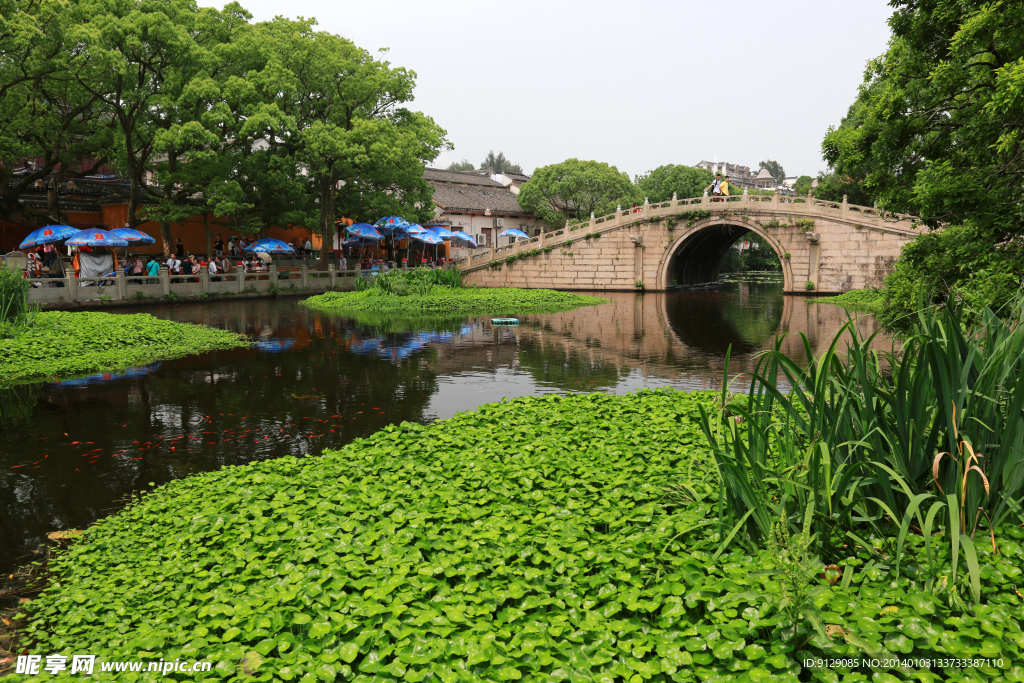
[423, 168, 502, 186]
[430, 182, 525, 214]
[754, 168, 775, 180]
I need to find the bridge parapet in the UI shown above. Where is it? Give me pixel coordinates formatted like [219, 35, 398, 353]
[456, 193, 920, 273]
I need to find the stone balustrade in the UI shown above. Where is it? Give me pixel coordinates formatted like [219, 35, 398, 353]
[456, 193, 920, 273]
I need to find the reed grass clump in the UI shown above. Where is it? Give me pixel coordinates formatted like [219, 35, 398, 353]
[700, 295, 1024, 608]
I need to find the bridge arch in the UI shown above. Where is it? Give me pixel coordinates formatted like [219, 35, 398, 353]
[657, 217, 793, 291]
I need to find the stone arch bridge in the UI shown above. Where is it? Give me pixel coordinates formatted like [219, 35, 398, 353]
[457, 194, 921, 293]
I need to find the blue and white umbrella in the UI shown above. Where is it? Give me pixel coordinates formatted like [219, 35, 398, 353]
[341, 236, 380, 248]
[19, 224, 80, 250]
[66, 229, 129, 247]
[374, 216, 411, 236]
[346, 223, 383, 240]
[426, 225, 454, 239]
[244, 238, 295, 253]
[450, 231, 478, 248]
[498, 228, 530, 240]
[110, 228, 156, 244]
[411, 230, 444, 245]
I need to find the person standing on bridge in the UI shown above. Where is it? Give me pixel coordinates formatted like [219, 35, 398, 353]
[720, 176, 731, 198]
[706, 174, 723, 201]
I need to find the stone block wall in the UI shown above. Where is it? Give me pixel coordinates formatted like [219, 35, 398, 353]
[464, 212, 915, 293]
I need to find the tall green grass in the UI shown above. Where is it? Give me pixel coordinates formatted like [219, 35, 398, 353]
[699, 296, 1024, 605]
[0, 263, 30, 325]
[354, 267, 461, 294]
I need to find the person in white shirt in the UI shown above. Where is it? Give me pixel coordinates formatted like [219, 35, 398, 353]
[208, 259, 218, 275]
[166, 255, 175, 272]
[304, 238, 312, 258]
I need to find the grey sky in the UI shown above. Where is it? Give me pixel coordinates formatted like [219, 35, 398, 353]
[199, 0, 894, 180]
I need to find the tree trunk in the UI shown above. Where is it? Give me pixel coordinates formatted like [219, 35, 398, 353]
[204, 213, 212, 258]
[127, 175, 140, 230]
[317, 175, 333, 271]
[160, 219, 172, 258]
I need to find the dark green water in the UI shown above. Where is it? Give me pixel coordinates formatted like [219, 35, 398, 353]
[0, 284, 882, 573]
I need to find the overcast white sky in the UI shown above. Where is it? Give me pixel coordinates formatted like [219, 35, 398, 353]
[199, 0, 894, 180]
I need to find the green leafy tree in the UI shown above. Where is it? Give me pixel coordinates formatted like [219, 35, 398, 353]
[792, 175, 813, 196]
[516, 159, 638, 226]
[257, 18, 448, 268]
[635, 165, 714, 202]
[758, 160, 785, 184]
[446, 159, 474, 171]
[141, 3, 262, 254]
[0, 0, 112, 227]
[479, 150, 522, 174]
[822, 0, 1024, 323]
[812, 172, 871, 206]
[70, 0, 210, 240]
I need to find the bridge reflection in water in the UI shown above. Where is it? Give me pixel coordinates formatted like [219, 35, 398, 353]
[423, 286, 887, 396]
[0, 290, 887, 574]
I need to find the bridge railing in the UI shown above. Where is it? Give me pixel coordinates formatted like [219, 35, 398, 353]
[453, 192, 921, 271]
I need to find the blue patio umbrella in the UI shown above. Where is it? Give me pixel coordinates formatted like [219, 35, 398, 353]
[426, 225, 454, 239]
[345, 223, 383, 240]
[450, 231, 478, 248]
[411, 229, 444, 262]
[341, 237, 380, 248]
[412, 231, 443, 245]
[66, 228, 129, 247]
[405, 223, 430, 236]
[110, 227, 155, 244]
[19, 224, 80, 250]
[244, 238, 295, 253]
[374, 216, 411, 236]
[498, 228, 530, 240]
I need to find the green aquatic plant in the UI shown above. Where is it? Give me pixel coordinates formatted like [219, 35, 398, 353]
[15, 390, 1024, 681]
[0, 311, 249, 383]
[302, 287, 605, 317]
[809, 288, 884, 313]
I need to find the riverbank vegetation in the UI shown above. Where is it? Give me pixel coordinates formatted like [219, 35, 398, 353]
[822, 1, 1024, 326]
[807, 288, 884, 313]
[13, 370, 1023, 680]
[0, 311, 248, 383]
[302, 269, 605, 318]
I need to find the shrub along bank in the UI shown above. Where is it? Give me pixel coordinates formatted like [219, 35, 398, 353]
[807, 288, 885, 313]
[13, 390, 1023, 682]
[0, 311, 249, 383]
[303, 287, 605, 317]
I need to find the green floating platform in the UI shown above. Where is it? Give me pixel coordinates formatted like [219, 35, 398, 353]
[491, 318, 519, 326]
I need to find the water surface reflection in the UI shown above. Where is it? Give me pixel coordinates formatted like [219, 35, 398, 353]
[0, 285, 884, 572]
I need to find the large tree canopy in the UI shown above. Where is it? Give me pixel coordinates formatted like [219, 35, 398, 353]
[516, 159, 637, 226]
[0, 0, 447, 264]
[822, 0, 1024, 323]
[635, 165, 714, 203]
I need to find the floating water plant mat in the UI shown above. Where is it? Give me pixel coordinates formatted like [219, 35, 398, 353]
[301, 288, 605, 317]
[15, 390, 1024, 681]
[0, 311, 249, 384]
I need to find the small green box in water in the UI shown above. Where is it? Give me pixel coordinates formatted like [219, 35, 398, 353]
[491, 318, 519, 326]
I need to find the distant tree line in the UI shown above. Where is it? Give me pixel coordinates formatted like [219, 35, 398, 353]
[0, 0, 449, 262]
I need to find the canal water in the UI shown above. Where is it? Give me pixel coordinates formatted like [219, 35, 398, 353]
[0, 284, 883, 573]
